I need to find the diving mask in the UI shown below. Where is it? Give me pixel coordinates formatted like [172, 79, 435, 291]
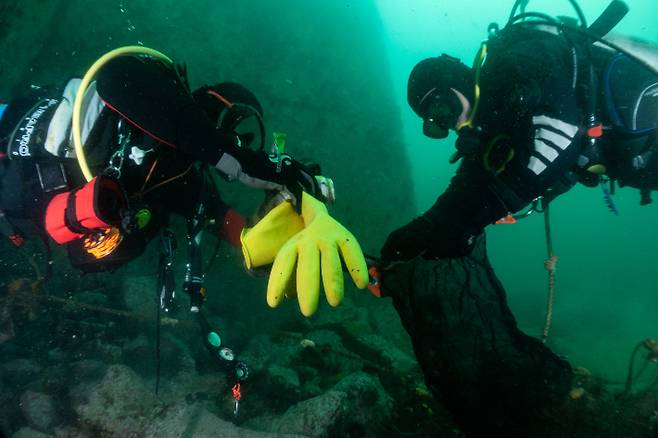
[420, 88, 463, 139]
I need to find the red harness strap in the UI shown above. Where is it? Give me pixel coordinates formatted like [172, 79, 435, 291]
[45, 176, 125, 244]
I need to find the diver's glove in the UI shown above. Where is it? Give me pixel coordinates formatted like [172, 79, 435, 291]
[240, 201, 304, 269]
[238, 150, 325, 210]
[267, 192, 369, 317]
[450, 126, 482, 164]
[272, 154, 324, 208]
[380, 216, 435, 262]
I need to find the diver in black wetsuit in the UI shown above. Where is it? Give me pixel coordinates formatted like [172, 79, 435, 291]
[382, 24, 658, 262]
[378, 1, 658, 436]
[0, 51, 332, 400]
[0, 55, 324, 264]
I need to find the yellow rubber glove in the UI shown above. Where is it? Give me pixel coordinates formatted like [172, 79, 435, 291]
[240, 201, 304, 269]
[267, 192, 369, 316]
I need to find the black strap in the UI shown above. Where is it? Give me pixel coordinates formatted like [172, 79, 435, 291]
[64, 187, 96, 235]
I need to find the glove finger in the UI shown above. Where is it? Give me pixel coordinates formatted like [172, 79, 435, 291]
[267, 242, 298, 309]
[284, 274, 297, 300]
[241, 201, 303, 268]
[296, 240, 321, 317]
[319, 241, 344, 307]
[337, 232, 369, 289]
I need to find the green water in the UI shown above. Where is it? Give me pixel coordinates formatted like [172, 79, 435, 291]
[1, 0, 658, 436]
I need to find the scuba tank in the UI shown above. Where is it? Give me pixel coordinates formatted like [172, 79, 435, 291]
[499, 1, 658, 205]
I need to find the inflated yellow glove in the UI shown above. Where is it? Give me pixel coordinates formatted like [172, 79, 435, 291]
[240, 201, 304, 269]
[267, 192, 369, 316]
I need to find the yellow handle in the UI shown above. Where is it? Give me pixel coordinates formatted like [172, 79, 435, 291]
[73, 46, 173, 181]
[456, 42, 487, 131]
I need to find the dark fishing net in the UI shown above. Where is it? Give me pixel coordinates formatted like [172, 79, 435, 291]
[382, 235, 573, 437]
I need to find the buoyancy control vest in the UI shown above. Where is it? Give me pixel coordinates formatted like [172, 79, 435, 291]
[0, 79, 150, 269]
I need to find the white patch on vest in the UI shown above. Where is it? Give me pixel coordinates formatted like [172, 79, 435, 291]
[533, 139, 559, 162]
[528, 156, 547, 175]
[44, 78, 105, 158]
[535, 127, 571, 150]
[14, 99, 59, 157]
[532, 115, 578, 139]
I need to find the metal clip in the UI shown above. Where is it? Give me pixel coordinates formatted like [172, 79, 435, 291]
[106, 131, 131, 178]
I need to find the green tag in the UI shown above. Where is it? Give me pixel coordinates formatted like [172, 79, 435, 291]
[136, 209, 151, 229]
[272, 132, 287, 154]
[207, 332, 221, 347]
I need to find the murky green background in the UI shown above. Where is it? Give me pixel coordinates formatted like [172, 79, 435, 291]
[1, 0, 657, 435]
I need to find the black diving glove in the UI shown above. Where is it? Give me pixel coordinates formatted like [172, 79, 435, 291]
[252, 151, 325, 211]
[277, 153, 325, 207]
[380, 216, 436, 262]
[381, 214, 480, 262]
[450, 127, 482, 164]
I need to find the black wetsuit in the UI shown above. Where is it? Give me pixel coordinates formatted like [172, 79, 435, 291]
[381, 26, 658, 437]
[0, 78, 231, 269]
[0, 57, 316, 269]
[383, 26, 658, 260]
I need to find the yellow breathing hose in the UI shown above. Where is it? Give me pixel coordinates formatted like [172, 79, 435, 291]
[457, 42, 487, 131]
[72, 46, 174, 182]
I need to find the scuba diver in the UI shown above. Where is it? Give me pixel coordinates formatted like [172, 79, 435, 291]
[377, 0, 658, 436]
[383, 1, 658, 262]
[0, 47, 369, 412]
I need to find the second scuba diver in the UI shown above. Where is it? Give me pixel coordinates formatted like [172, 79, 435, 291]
[378, 1, 658, 436]
[0, 47, 370, 405]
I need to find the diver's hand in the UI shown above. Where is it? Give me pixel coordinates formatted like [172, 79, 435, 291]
[241, 201, 304, 269]
[380, 216, 434, 262]
[267, 192, 369, 317]
[273, 154, 325, 208]
[450, 126, 482, 164]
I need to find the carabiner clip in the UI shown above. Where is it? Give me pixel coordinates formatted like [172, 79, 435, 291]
[106, 131, 131, 178]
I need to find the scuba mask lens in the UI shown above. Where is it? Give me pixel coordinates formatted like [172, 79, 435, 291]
[421, 90, 461, 139]
[233, 110, 264, 149]
[219, 104, 265, 150]
[423, 119, 449, 139]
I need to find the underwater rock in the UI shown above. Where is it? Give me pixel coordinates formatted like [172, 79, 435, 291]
[144, 401, 306, 438]
[367, 298, 416, 351]
[1, 359, 42, 389]
[121, 274, 157, 313]
[72, 364, 158, 435]
[299, 329, 363, 376]
[353, 333, 418, 375]
[69, 291, 109, 308]
[0, 303, 15, 344]
[68, 359, 107, 382]
[332, 372, 393, 425]
[19, 390, 60, 433]
[154, 363, 227, 406]
[265, 365, 301, 400]
[313, 302, 371, 334]
[45, 347, 68, 364]
[240, 333, 297, 372]
[121, 333, 153, 376]
[276, 390, 347, 437]
[275, 371, 392, 437]
[11, 427, 54, 438]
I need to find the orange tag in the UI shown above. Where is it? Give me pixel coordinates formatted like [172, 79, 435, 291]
[495, 214, 516, 225]
[367, 266, 382, 297]
[587, 124, 603, 138]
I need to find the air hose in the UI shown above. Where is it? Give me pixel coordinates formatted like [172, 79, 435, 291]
[72, 46, 173, 182]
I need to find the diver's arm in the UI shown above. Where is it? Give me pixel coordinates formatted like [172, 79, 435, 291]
[95, 56, 320, 203]
[381, 155, 507, 261]
[382, 34, 587, 261]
